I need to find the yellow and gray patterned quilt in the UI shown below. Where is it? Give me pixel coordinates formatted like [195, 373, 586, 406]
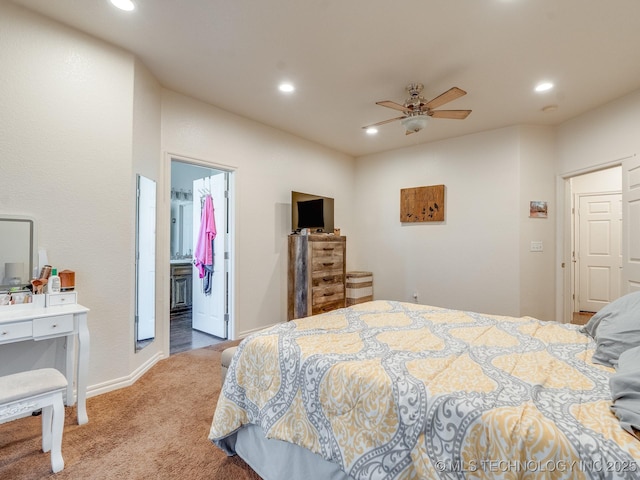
[209, 300, 640, 479]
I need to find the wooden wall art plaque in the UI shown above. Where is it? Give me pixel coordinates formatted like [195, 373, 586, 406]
[400, 184, 445, 222]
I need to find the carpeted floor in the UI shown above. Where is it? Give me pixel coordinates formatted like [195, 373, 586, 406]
[0, 340, 260, 480]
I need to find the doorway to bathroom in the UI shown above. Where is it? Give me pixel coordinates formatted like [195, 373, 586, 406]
[169, 158, 234, 355]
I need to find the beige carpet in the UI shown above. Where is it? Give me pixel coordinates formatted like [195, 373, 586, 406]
[0, 340, 261, 479]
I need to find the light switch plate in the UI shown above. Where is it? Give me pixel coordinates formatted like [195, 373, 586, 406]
[530, 241, 544, 252]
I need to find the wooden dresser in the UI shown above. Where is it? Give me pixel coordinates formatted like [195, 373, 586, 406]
[288, 234, 346, 320]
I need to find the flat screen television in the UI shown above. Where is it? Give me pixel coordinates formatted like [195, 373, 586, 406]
[291, 191, 334, 233]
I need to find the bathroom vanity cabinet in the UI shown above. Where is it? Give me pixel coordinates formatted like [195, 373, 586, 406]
[170, 262, 192, 314]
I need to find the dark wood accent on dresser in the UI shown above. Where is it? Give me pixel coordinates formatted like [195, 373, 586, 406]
[288, 234, 346, 320]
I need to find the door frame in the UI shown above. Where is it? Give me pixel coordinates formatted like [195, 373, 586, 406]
[162, 152, 237, 355]
[558, 157, 631, 323]
[621, 154, 640, 293]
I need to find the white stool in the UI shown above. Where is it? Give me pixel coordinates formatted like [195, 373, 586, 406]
[0, 368, 68, 473]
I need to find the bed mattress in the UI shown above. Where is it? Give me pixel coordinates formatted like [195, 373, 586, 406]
[210, 300, 640, 479]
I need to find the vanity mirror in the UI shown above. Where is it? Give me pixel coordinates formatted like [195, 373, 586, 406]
[0, 215, 36, 293]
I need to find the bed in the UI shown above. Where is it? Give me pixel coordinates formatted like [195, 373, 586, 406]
[209, 299, 640, 479]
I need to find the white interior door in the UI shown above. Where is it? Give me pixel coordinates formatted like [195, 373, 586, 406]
[191, 174, 227, 338]
[622, 155, 640, 293]
[577, 193, 621, 312]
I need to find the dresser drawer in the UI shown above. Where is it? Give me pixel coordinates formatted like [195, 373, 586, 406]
[311, 242, 344, 258]
[311, 272, 344, 287]
[0, 321, 32, 343]
[46, 292, 78, 306]
[311, 255, 343, 272]
[312, 282, 345, 304]
[33, 314, 74, 338]
[312, 299, 345, 316]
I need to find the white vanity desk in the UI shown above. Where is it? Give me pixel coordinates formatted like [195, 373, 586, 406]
[0, 301, 90, 425]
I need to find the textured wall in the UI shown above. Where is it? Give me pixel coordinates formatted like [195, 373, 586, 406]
[353, 127, 522, 317]
[0, 2, 136, 387]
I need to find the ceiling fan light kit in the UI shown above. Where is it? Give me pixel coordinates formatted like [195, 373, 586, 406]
[401, 115, 429, 134]
[363, 83, 472, 135]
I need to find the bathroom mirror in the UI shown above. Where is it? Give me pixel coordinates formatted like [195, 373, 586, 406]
[0, 215, 36, 293]
[170, 189, 193, 260]
[135, 175, 156, 351]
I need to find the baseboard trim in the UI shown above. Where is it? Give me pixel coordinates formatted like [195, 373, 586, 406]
[86, 351, 165, 398]
[86, 323, 282, 398]
[237, 321, 283, 339]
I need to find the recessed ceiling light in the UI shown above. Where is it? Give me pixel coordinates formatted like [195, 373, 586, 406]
[110, 0, 135, 11]
[535, 82, 554, 93]
[278, 83, 295, 93]
[365, 127, 378, 135]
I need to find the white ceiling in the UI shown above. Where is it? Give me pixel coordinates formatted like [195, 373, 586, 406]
[10, 0, 640, 157]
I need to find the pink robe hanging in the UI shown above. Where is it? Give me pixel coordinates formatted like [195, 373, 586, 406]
[194, 194, 217, 279]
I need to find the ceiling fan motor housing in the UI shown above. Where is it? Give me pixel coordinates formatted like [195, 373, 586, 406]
[405, 83, 427, 111]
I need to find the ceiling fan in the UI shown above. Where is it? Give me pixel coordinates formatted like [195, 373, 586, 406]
[363, 83, 472, 135]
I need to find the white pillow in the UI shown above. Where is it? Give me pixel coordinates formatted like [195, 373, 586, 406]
[581, 291, 640, 367]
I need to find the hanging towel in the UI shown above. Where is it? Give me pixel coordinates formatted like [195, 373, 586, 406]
[194, 194, 217, 294]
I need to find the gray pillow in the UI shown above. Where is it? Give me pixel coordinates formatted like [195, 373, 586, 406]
[610, 345, 640, 439]
[580, 291, 640, 367]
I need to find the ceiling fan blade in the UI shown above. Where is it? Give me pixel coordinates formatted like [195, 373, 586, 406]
[425, 87, 467, 109]
[362, 115, 406, 129]
[376, 100, 411, 113]
[430, 109, 472, 119]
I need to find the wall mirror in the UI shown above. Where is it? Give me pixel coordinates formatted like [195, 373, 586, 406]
[170, 188, 193, 260]
[135, 175, 157, 351]
[0, 215, 36, 293]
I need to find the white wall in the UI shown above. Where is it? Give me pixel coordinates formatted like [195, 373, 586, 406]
[518, 126, 556, 320]
[556, 90, 640, 175]
[555, 90, 640, 321]
[161, 91, 355, 337]
[353, 125, 559, 320]
[0, 2, 137, 387]
[130, 59, 164, 372]
[353, 127, 522, 317]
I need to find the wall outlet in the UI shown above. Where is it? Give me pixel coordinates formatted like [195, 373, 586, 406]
[530, 241, 544, 252]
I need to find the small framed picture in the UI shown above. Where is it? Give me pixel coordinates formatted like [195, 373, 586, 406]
[530, 201, 548, 218]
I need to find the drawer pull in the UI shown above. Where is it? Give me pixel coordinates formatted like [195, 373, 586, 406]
[52, 324, 58, 328]
[322, 262, 334, 267]
[1, 331, 7, 336]
[322, 247, 335, 251]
